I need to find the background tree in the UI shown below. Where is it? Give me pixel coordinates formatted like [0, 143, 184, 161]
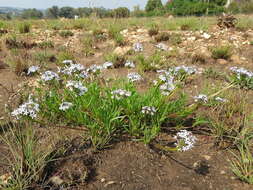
[145, 0, 163, 12]
[21, 9, 43, 19]
[46, 6, 59, 19]
[59, 7, 75, 18]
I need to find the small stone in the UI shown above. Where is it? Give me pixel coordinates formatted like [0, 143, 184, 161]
[220, 170, 226, 175]
[217, 59, 228, 65]
[231, 55, 242, 64]
[49, 176, 64, 186]
[113, 46, 132, 56]
[202, 155, 211, 161]
[101, 178, 106, 183]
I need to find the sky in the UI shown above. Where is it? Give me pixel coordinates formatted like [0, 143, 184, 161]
[0, 0, 168, 10]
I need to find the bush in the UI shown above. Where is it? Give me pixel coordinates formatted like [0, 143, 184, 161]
[112, 7, 130, 18]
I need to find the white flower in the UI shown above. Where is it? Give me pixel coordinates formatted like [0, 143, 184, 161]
[172, 66, 197, 75]
[141, 106, 157, 116]
[202, 33, 211, 39]
[174, 130, 197, 151]
[127, 73, 142, 82]
[215, 97, 228, 103]
[66, 81, 88, 96]
[62, 60, 73, 65]
[194, 94, 208, 103]
[59, 102, 73, 111]
[79, 71, 89, 79]
[59, 64, 85, 75]
[160, 82, 176, 95]
[230, 67, 253, 79]
[103, 62, 113, 69]
[27, 66, 39, 75]
[125, 61, 135, 68]
[111, 89, 131, 100]
[133, 42, 143, 52]
[155, 43, 168, 51]
[41, 71, 59, 81]
[11, 96, 39, 119]
[87, 64, 103, 74]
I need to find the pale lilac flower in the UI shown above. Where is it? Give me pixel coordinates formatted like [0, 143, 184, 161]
[111, 89, 131, 100]
[27, 66, 39, 75]
[230, 67, 253, 79]
[194, 94, 208, 103]
[127, 73, 142, 82]
[11, 96, 39, 119]
[133, 42, 143, 52]
[87, 64, 103, 74]
[62, 60, 73, 65]
[66, 81, 88, 96]
[79, 71, 89, 79]
[59, 102, 73, 111]
[59, 64, 85, 75]
[174, 130, 197, 151]
[103, 62, 113, 69]
[141, 106, 157, 116]
[41, 71, 59, 81]
[125, 61, 135, 68]
[215, 97, 228, 103]
[155, 43, 168, 51]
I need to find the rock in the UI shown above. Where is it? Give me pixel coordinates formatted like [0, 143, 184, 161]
[0, 60, 9, 69]
[231, 55, 242, 64]
[202, 155, 211, 161]
[49, 176, 64, 186]
[168, 15, 174, 19]
[220, 170, 226, 175]
[113, 46, 132, 56]
[217, 59, 228, 65]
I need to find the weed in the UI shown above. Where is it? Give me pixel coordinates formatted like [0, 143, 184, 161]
[250, 41, 253, 45]
[34, 51, 57, 64]
[203, 67, 225, 80]
[191, 53, 207, 64]
[211, 45, 232, 60]
[82, 35, 95, 57]
[38, 41, 54, 49]
[104, 53, 126, 68]
[59, 30, 74, 38]
[92, 29, 107, 42]
[169, 33, 182, 45]
[180, 24, 190, 31]
[148, 24, 159, 37]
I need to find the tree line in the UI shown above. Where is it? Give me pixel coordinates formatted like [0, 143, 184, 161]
[0, 0, 252, 20]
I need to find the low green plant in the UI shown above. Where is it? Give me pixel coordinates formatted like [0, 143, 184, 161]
[169, 33, 182, 45]
[59, 30, 74, 38]
[155, 32, 170, 42]
[38, 41, 54, 49]
[211, 45, 232, 60]
[250, 41, 253, 45]
[135, 52, 164, 72]
[82, 35, 95, 57]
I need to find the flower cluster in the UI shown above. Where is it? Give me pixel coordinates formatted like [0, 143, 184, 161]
[133, 42, 143, 52]
[174, 130, 197, 151]
[194, 94, 208, 103]
[27, 66, 40, 75]
[59, 63, 85, 75]
[66, 81, 88, 96]
[79, 71, 89, 79]
[127, 73, 142, 82]
[11, 96, 39, 119]
[41, 71, 60, 82]
[111, 89, 132, 100]
[87, 64, 103, 74]
[171, 65, 197, 76]
[215, 97, 228, 103]
[141, 106, 157, 116]
[59, 102, 73, 111]
[154, 71, 176, 95]
[230, 67, 253, 79]
[155, 43, 168, 51]
[125, 61, 135, 68]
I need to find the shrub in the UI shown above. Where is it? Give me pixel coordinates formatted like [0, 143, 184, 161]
[211, 45, 232, 60]
[112, 7, 130, 18]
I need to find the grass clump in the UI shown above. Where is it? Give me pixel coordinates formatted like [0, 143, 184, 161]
[59, 30, 74, 38]
[155, 32, 170, 42]
[82, 35, 95, 57]
[38, 41, 54, 49]
[211, 45, 232, 60]
[18, 22, 31, 34]
[148, 24, 159, 37]
[135, 52, 164, 72]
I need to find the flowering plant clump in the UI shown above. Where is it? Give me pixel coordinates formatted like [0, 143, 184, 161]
[59, 63, 85, 75]
[230, 67, 253, 89]
[133, 42, 143, 52]
[27, 66, 40, 75]
[215, 96, 228, 103]
[174, 130, 197, 151]
[171, 65, 197, 76]
[230, 67, 253, 79]
[41, 71, 60, 82]
[127, 73, 142, 82]
[59, 102, 73, 111]
[154, 71, 176, 95]
[103, 62, 114, 69]
[125, 61, 135, 68]
[155, 43, 168, 51]
[66, 81, 88, 96]
[111, 89, 132, 100]
[11, 96, 39, 119]
[194, 94, 208, 103]
[141, 106, 157, 116]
